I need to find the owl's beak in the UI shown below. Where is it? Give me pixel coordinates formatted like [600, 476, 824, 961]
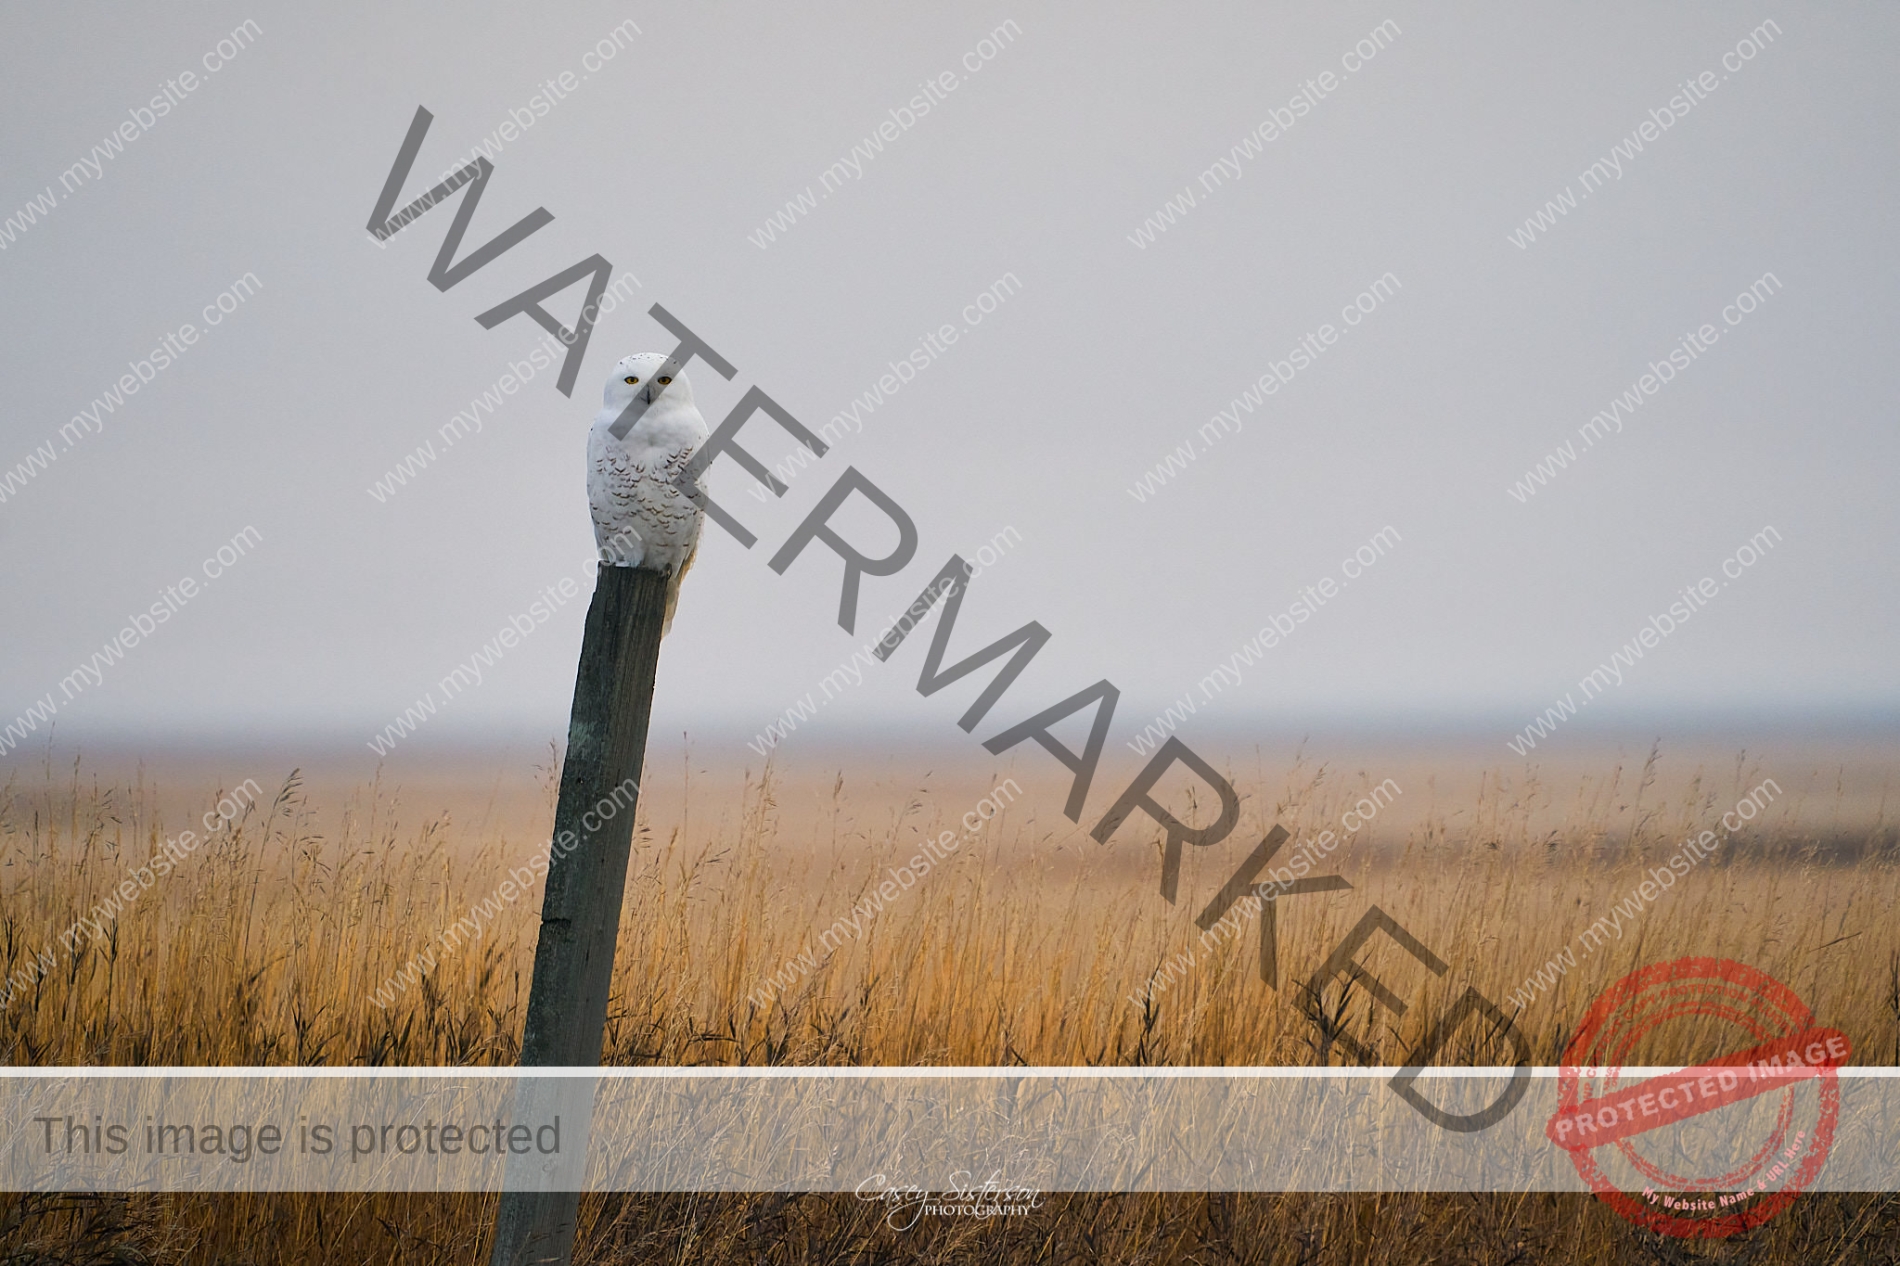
[641, 384, 654, 404]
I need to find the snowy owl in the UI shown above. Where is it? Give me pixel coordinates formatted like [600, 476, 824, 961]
[587, 352, 709, 635]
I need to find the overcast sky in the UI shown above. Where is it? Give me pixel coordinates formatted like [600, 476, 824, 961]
[3, 3, 1895, 764]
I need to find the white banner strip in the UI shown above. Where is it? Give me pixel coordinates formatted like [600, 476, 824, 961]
[4, 1068, 1891, 1193]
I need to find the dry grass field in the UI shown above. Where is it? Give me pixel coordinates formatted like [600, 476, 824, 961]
[2, 741, 1897, 1263]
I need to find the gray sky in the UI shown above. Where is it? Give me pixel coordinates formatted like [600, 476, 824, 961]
[3, 2, 1895, 762]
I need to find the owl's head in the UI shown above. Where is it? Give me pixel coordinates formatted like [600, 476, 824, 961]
[603, 352, 694, 410]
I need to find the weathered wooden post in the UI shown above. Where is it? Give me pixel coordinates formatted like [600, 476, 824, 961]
[489, 563, 669, 1266]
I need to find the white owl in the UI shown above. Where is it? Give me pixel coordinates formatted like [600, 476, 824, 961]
[587, 352, 709, 635]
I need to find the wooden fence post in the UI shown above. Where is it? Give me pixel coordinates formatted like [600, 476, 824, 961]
[489, 564, 669, 1266]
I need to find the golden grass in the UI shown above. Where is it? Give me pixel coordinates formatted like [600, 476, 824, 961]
[2, 749, 1897, 1263]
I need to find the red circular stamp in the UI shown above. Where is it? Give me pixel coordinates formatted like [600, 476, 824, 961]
[1545, 957, 1846, 1238]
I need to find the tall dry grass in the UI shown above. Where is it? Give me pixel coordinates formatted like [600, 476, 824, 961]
[1, 749, 1896, 1263]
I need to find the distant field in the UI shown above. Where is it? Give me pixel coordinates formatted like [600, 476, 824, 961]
[2, 738, 1896, 1262]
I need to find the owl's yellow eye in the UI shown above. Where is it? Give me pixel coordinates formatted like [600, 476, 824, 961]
[624, 376, 638, 384]
[657, 376, 672, 385]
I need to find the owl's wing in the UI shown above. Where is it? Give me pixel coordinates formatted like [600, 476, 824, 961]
[641, 444, 702, 546]
[662, 535, 697, 636]
[587, 470, 638, 565]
